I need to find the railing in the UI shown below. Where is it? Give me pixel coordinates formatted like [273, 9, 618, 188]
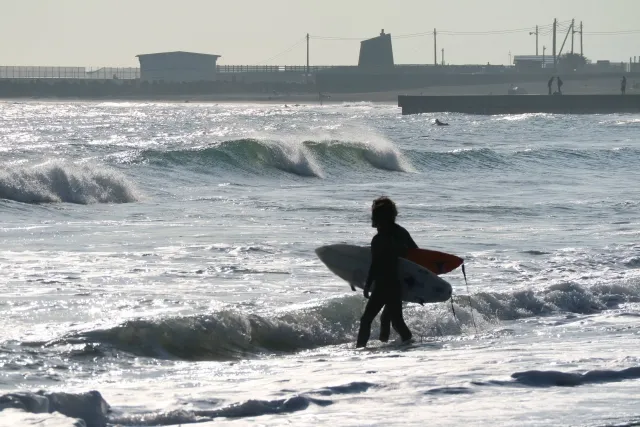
[0, 66, 139, 79]
[0, 63, 635, 80]
[215, 65, 341, 73]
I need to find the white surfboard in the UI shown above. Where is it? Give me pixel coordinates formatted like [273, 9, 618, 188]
[315, 244, 452, 304]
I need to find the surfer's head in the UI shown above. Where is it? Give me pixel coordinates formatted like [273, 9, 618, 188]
[371, 196, 397, 228]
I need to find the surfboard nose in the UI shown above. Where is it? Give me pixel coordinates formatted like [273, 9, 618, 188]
[314, 246, 329, 262]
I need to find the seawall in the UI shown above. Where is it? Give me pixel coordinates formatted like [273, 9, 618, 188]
[398, 94, 640, 115]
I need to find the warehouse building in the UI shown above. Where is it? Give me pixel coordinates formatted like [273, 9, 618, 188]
[136, 51, 221, 82]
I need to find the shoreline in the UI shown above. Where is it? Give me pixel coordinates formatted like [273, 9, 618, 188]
[1, 75, 636, 106]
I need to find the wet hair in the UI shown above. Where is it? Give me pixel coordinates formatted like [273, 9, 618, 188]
[371, 196, 397, 226]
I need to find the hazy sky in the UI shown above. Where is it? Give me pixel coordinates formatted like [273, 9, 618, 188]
[1, 0, 638, 67]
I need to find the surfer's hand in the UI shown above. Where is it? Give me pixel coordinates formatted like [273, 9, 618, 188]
[363, 285, 371, 299]
[349, 284, 356, 292]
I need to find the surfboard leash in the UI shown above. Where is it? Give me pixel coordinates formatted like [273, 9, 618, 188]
[462, 263, 478, 334]
[449, 295, 463, 335]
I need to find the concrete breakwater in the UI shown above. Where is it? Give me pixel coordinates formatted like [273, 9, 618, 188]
[398, 94, 640, 115]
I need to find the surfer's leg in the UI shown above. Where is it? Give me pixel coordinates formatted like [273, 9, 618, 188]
[356, 292, 385, 348]
[387, 298, 412, 342]
[379, 306, 391, 342]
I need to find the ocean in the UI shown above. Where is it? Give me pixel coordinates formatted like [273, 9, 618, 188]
[1, 100, 640, 427]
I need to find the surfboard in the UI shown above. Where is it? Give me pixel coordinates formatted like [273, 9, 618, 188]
[405, 248, 463, 275]
[315, 244, 452, 304]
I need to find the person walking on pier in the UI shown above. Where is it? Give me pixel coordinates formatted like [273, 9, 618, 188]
[621, 76, 627, 95]
[547, 76, 554, 95]
[556, 76, 563, 95]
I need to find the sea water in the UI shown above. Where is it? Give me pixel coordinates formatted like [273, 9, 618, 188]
[1, 101, 640, 427]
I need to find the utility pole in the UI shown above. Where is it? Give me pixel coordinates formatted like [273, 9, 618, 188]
[442, 48, 445, 66]
[552, 18, 557, 69]
[571, 19, 575, 55]
[530, 25, 539, 56]
[543, 46, 547, 69]
[580, 21, 583, 57]
[306, 33, 310, 80]
[433, 29, 438, 66]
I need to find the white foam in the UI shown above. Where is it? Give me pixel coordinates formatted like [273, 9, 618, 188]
[0, 409, 86, 427]
[260, 140, 323, 178]
[0, 161, 140, 204]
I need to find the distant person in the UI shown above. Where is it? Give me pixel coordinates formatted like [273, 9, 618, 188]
[557, 76, 563, 95]
[435, 119, 449, 126]
[356, 197, 414, 348]
[547, 76, 554, 95]
[621, 76, 627, 95]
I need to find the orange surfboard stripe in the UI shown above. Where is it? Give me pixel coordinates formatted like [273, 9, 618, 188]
[404, 248, 463, 275]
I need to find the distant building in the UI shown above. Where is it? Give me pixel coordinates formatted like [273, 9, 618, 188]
[513, 55, 555, 71]
[358, 30, 394, 69]
[136, 51, 221, 82]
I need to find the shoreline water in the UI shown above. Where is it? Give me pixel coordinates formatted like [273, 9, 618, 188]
[2, 101, 640, 427]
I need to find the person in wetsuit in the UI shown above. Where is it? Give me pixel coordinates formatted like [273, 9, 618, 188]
[356, 197, 414, 348]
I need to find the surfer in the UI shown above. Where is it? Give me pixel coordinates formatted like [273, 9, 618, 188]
[435, 119, 449, 126]
[356, 197, 414, 348]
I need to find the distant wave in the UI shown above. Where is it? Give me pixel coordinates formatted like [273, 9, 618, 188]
[406, 146, 640, 172]
[130, 140, 640, 179]
[305, 140, 412, 172]
[140, 139, 322, 178]
[136, 137, 412, 178]
[0, 161, 140, 204]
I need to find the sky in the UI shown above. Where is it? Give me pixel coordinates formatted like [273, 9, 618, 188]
[0, 0, 638, 67]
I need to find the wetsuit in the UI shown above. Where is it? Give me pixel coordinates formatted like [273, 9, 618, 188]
[356, 223, 415, 348]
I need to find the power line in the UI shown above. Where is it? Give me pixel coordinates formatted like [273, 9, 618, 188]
[312, 21, 574, 41]
[584, 30, 640, 35]
[256, 37, 306, 64]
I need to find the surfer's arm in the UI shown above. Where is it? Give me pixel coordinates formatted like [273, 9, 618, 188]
[365, 236, 380, 295]
[400, 225, 418, 249]
[407, 232, 418, 249]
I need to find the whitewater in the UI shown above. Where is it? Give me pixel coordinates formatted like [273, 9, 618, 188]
[1, 101, 640, 427]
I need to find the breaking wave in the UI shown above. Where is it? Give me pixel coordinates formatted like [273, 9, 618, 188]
[41, 279, 640, 362]
[129, 140, 640, 179]
[0, 161, 140, 204]
[136, 137, 412, 177]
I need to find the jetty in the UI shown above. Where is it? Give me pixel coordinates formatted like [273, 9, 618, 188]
[398, 95, 640, 115]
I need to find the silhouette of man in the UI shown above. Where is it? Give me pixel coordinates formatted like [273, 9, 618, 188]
[557, 76, 563, 95]
[621, 76, 627, 95]
[356, 197, 414, 348]
[548, 76, 554, 95]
